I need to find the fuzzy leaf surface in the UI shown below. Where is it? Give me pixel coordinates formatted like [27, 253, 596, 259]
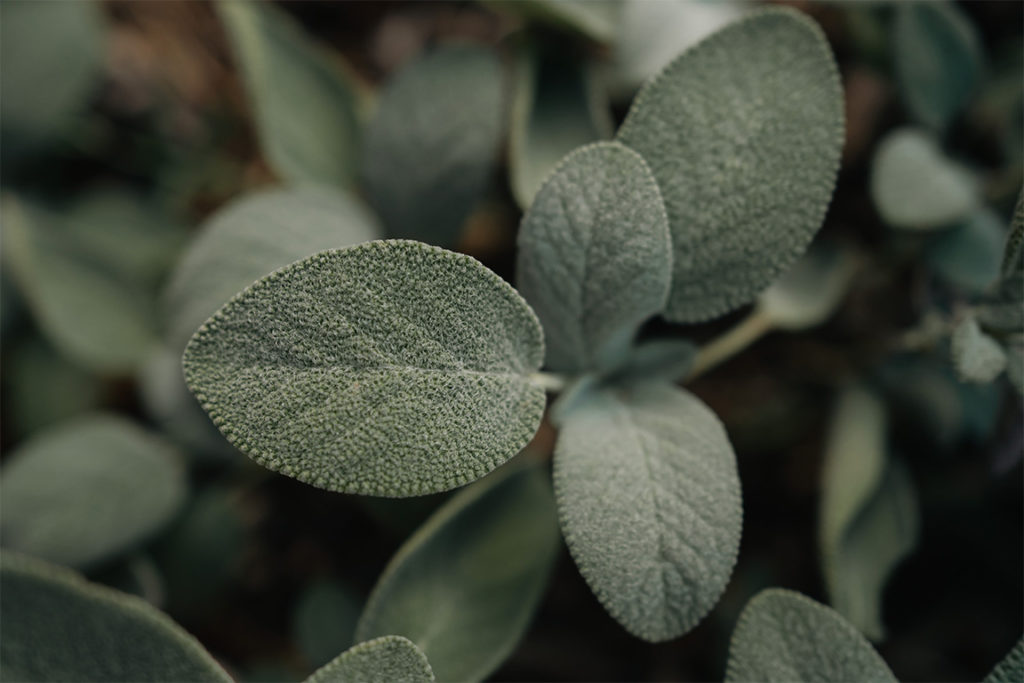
[516, 142, 671, 373]
[554, 381, 741, 641]
[951, 316, 1008, 384]
[355, 464, 560, 682]
[0, 415, 187, 569]
[218, 0, 361, 187]
[184, 240, 545, 496]
[305, 636, 434, 683]
[362, 45, 503, 247]
[725, 589, 897, 682]
[985, 638, 1024, 683]
[616, 8, 843, 322]
[0, 553, 230, 682]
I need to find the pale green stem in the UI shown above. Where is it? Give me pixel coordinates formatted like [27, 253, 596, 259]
[687, 308, 775, 380]
[530, 371, 569, 393]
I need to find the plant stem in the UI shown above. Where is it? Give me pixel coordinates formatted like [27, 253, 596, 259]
[687, 308, 775, 380]
[530, 371, 569, 393]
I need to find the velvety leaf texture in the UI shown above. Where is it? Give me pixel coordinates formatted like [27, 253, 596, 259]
[355, 464, 560, 682]
[951, 316, 1008, 384]
[0, 553, 231, 682]
[362, 44, 503, 247]
[726, 589, 897, 682]
[163, 185, 380, 353]
[509, 41, 611, 208]
[305, 636, 434, 683]
[516, 142, 671, 373]
[183, 240, 545, 496]
[985, 638, 1024, 683]
[0, 414, 187, 569]
[616, 8, 844, 323]
[554, 381, 742, 641]
[218, 0, 361, 187]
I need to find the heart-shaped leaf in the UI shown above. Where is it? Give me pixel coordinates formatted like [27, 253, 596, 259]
[616, 8, 844, 323]
[516, 141, 671, 373]
[305, 636, 434, 683]
[355, 463, 560, 682]
[554, 381, 741, 641]
[184, 240, 545, 496]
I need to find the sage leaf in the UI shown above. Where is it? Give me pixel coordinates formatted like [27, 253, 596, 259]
[870, 127, 979, 230]
[183, 240, 545, 497]
[306, 636, 434, 683]
[951, 316, 1008, 384]
[0, 553, 231, 683]
[294, 581, 362, 669]
[355, 463, 560, 682]
[927, 208, 1005, 293]
[510, 41, 612, 208]
[163, 185, 380, 353]
[516, 141, 671, 373]
[725, 588, 897, 682]
[894, 0, 982, 132]
[978, 192, 1024, 334]
[0, 414, 187, 570]
[554, 381, 741, 641]
[362, 44, 503, 247]
[218, 0, 362, 188]
[985, 638, 1024, 683]
[758, 243, 857, 331]
[616, 8, 844, 323]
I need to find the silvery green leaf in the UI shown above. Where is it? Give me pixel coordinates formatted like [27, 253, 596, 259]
[218, 0, 362, 187]
[516, 142, 671, 373]
[985, 638, 1024, 683]
[183, 240, 545, 497]
[355, 464, 560, 682]
[362, 45, 503, 247]
[927, 208, 1005, 293]
[163, 185, 380, 353]
[305, 636, 434, 683]
[0, 414, 187, 570]
[725, 588, 897, 683]
[0, 553, 231, 683]
[758, 243, 857, 331]
[616, 8, 843, 323]
[894, 0, 982, 132]
[554, 381, 741, 641]
[870, 127, 979, 230]
[294, 581, 362, 669]
[951, 316, 1008, 384]
[509, 41, 612, 208]
[488, 0, 620, 44]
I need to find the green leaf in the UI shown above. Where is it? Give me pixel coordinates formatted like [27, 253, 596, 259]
[985, 637, 1024, 683]
[509, 41, 611, 208]
[554, 381, 741, 641]
[183, 240, 545, 497]
[294, 581, 362, 670]
[0, 553, 231, 683]
[951, 316, 1008, 384]
[616, 8, 843, 323]
[163, 185, 380, 353]
[516, 141, 671, 373]
[870, 127, 979, 230]
[894, 0, 982, 132]
[928, 208, 1005, 293]
[725, 588, 897, 682]
[218, 0, 362, 187]
[305, 636, 434, 683]
[487, 0, 621, 44]
[757, 242, 857, 331]
[362, 44, 504, 247]
[0, 414, 187, 569]
[355, 463, 560, 682]
[978, 191, 1024, 334]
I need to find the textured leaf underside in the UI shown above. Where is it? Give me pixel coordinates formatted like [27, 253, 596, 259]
[554, 381, 742, 641]
[305, 636, 434, 683]
[183, 240, 545, 496]
[616, 8, 844, 323]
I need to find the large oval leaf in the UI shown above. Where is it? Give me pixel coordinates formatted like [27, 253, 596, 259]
[306, 636, 434, 683]
[554, 381, 742, 641]
[218, 0, 362, 187]
[184, 240, 545, 496]
[616, 8, 843, 323]
[1, 414, 187, 569]
[516, 141, 671, 373]
[163, 185, 380, 353]
[362, 44, 504, 247]
[355, 464, 560, 681]
[725, 588, 897, 682]
[0, 553, 230, 682]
